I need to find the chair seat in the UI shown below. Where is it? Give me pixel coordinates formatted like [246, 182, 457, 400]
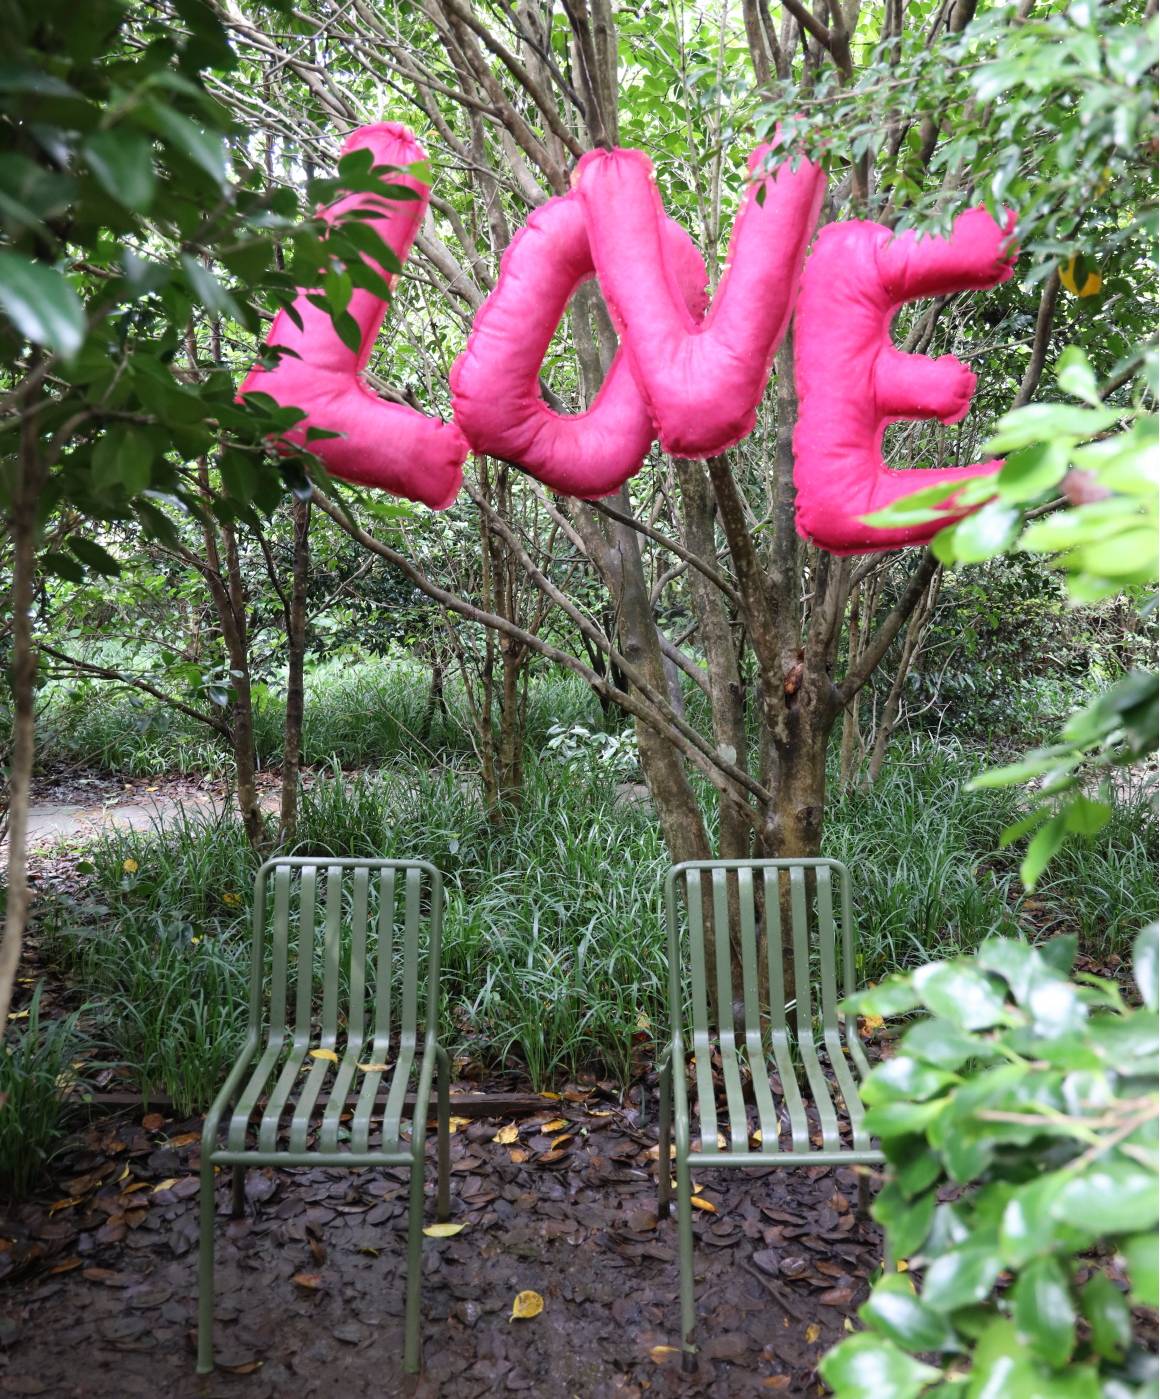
[214, 1035, 417, 1161]
[681, 1037, 883, 1166]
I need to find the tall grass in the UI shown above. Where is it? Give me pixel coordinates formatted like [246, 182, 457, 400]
[39, 659, 605, 774]
[43, 730, 1157, 1109]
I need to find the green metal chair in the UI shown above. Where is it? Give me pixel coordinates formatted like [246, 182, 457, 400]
[198, 858, 450, 1376]
[656, 858, 884, 1366]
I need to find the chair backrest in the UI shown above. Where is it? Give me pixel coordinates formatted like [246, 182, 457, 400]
[664, 858, 872, 1153]
[246, 857, 443, 1062]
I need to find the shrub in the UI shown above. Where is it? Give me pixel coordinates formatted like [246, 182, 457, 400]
[821, 925, 1159, 1399]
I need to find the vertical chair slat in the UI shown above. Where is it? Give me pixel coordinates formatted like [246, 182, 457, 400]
[259, 866, 318, 1152]
[685, 871, 719, 1156]
[738, 869, 780, 1152]
[712, 870, 750, 1154]
[790, 868, 841, 1152]
[290, 866, 346, 1152]
[352, 868, 396, 1153]
[229, 865, 291, 1152]
[817, 868, 866, 1152]
[765, 869, 810, 1153]
[322, 867, 370, 1151]
[383, 868, 421, 1149]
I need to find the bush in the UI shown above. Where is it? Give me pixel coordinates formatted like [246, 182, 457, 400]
[821, 925, 1158, 1399]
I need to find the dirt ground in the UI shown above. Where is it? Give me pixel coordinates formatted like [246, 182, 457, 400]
[0, 1097, 885, 1399]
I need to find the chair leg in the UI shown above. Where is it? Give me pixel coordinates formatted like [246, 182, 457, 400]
[435, 1045, 450, 1224]
[657, 1056, 672, 1221]
[231, 1165, 245, 1220]
[403, 1133, 426, 1374]
[197, 1156, 217, 1374]
[676, 1149, 697, 1372]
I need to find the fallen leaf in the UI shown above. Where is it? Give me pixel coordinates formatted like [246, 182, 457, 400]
[648, 1345, 680, 1364]
[509, 1149, 529, 1164]
[290, 1273, 324, 1290]
[550, 1133, 575, 1149]
[897, 1260, 909, 1272]
[541, 1119, 569, 1133]
[167, 1133, 200, 1148]
[762, 1378, 792, 1390]
[47, 1257, 82, 1275]
[153, 1179, 178, 1194]
[142, 1114, 164, 1132]
[589, 1109, 616, 1117]
[359, 1247, 379, 1257]
[423, 1223, 465, 1238]
[510, 1290, 543, 1321]
[805, 1323, 820, 1345]
[495, 1125, 519, 1145]
[859, 1014, 884, 1036]
[539, 1092, 561, 1100]
[751, 1129, 763, 1144]
[309, 1048, 338, 1063]
[819, 1287, 855, 1306]
[844, 1317, 856, 1333]
[122, 859, 138, 873]
[47, 1199, 75, 1215]
[449, 1117, 472, 1132]
[646, 1143, 675, 1159]
[358, 1062, 390, 1072]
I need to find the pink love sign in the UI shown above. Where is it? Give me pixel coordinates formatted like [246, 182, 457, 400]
[242, 122, 1017, 556]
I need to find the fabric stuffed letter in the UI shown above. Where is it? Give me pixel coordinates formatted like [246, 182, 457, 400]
[793, 207, 1018, 555]
[450, 192, 709, 498]
[240, 122, 468, 512]
[574, 141, 825, 461]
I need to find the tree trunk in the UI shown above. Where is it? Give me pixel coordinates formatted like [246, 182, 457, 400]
[0, 376, 47, 1042]
[279, 496, 311, 846]
[867, 566, 941, 781]
[219, 523, 266, 850]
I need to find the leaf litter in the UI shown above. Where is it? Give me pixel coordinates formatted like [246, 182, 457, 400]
[0, 1084, 893, 1397]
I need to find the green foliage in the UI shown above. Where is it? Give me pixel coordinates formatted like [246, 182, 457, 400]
[0, 983, 91, 1198]
[823, 926, 1159, 1399]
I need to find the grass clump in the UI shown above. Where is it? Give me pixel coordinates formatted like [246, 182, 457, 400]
[0, 986, 91, 1199]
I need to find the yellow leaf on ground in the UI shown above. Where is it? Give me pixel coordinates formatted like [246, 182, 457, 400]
[897, 1259, 909, 1271]
[762, 1378, 792, 1390]
[153, 1179, 178, 1193]
[751, 1129, 763, 1144]
[309, 1048, 338, 1063]
[647, 1143, 675, 1159]
[291, 1273, 324, 1290]
[168, 1132, 199, 1148]
[844, 1317, 856, 1332]
[636, 1010, 650, 1030]
[648, 1345, 679, 1363]
[510, 1290, 543, 1321]
[589, 1109, 616, 1117]
[449, 1116, 472, 1132]
[122, 859, 138, 873]
[540, 1119, 569, 1133]
[358, 1062, 390, 1072]
[690, 1197, 716, 1213]
[860, 1014, 885, 1035]
[509, 1149, 529, 1164]
[717, 1132, 728, 1150]
[423, 1222, 465, 1238]
[550, 1133, 574, 1149]
[539, 1092, 561, 1100]
[805, 1324, 820, 1345]
[494, 1125, 519, 1145]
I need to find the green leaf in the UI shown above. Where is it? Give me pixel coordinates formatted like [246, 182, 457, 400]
[1121, 1230, 1158, 1308]
[984, 404, 1119, 453]
[84, 128, 156, 213]
[1011, 1256, 1075, 1368]
[149, 103, 228, 187]
[1020, 812, 1067, 889]
[843, 976, 922, 1018]
[219, 449, 257, 504]
[818, 1331, 941, 1399]
[41, 550, 85, 583]
[91, 426, 154, 496]
[66, 537, 122, 577]
[1050, 1158, 1160, 1235]
[862, 1099, 950, 1140]
[1134, 923, 1158, 1011]
[0, 250, 85, 357]
[996, 442, 1071, 504]
[1000, 1173, 1074, 1268]
[1062, 794, 1111, 835]
[922, 1244, 1004, 1311]
[872, 1182, 937, 1259]
[860, 1273, 959, 1353]
[861, 1056, 961, 1105]
[901, 1019, 991, 1071]
[942, 500, 1023, 563]
[1079, 1269, 1130, 1360]
[912, 961, 1013, 1032]
[1055, 346, 1102, 408]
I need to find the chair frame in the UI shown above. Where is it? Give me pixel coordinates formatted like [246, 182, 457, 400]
[655, 858, 884, 1365]
[197, 857, 450, 1376]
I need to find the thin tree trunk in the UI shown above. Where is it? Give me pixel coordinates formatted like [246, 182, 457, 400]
[220, 522, 266, 850]
[279, 497, 311, 846]
[867, 567, 941, 781]
[0, 375, 47, 1043]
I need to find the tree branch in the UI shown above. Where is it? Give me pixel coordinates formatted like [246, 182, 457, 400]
[837, 549, 941, 703]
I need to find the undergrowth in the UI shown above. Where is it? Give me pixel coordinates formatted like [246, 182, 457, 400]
[39, 733, 1157, 1114]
